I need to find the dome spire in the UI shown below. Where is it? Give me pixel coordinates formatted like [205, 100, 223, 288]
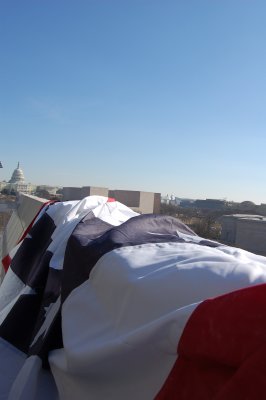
[9, 162, 25, 184]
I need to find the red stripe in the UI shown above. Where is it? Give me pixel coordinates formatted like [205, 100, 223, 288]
[1, 200, 57, 273]
[107, 197, 116, 202]
[156, 283, 266, 399]
[2, 254, 11, 273]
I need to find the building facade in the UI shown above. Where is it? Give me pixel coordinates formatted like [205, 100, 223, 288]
[1, 163, 32, 194]
[220, 214, 266, 256]
[62, 186, 161, 214]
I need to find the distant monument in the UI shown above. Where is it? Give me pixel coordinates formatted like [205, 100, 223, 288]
[9, 162, 25, 184]
[4, 162, 32, 194]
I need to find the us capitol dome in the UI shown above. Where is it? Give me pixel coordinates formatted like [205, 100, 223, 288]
[2, 162, 33, 194]
[9, 162, 25, 184]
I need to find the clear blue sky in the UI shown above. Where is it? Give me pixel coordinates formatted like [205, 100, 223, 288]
[1, 0, 266, 203]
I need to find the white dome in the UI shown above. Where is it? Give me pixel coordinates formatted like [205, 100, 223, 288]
[9, 162, 25, 184]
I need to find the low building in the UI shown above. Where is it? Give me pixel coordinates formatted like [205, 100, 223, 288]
[109, 189, 161, 214]
[257, 204, 266, 215]
[179, 199, 195, 208]
[62, 186, 109, 201]
[62, 186, 161, 214]
[220, 214, 266, 256]
[194, 199, 228, 211]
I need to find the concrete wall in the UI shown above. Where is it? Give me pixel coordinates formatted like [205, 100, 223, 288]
[153, 193, 161, 214]
[62, 187, 82, 201]
[139, 191, 156, 214]
[108, 190, 140, 208]
[258, 204, 266, 215]
[220, 214, 266, 256]
[108, 190, 161, 214]
[1, 193, 47, 280]
[235, 219, 266, 256]
[81, 186, 108, 198]
[63, 186, 161, 214]
[63, 186, 109, 201]
[220, 215, 238, 245]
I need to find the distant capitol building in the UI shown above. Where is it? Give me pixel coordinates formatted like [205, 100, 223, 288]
[0, 163, 61, 197]
[9, 162, 25, 184]
[1, 162, 32, 194]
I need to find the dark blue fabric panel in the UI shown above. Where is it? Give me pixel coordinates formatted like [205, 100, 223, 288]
[0, 293, 43, 353]
[61, 214, 198, 301]
[11, 213, 56, 288]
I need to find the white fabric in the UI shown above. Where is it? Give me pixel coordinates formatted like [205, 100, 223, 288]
[48, 197, 138, 270]
[8, 355, 58, 400]
[50, 242, 266, 400]
[0, 337, 26, 400]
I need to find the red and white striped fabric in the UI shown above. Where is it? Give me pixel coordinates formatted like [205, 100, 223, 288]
[1, 196, 266, 399]
[1, 199, 56, 273]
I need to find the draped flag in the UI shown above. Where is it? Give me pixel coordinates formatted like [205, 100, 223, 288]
[1, 196, 266, 399]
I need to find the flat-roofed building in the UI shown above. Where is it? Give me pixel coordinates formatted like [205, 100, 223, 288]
[220, 214, 266, 256]
[194, 199, 228, 210]
[62, 186, 109, 201]
[108, 190, 161, 214]
[62, 186, 161, 214]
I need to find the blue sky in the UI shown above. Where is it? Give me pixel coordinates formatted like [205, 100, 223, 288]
[1, 0, 266, 203]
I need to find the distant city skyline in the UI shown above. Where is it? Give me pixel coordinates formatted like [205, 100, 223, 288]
[0, 161, 263, 205]
[1, 1, 266, 204]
